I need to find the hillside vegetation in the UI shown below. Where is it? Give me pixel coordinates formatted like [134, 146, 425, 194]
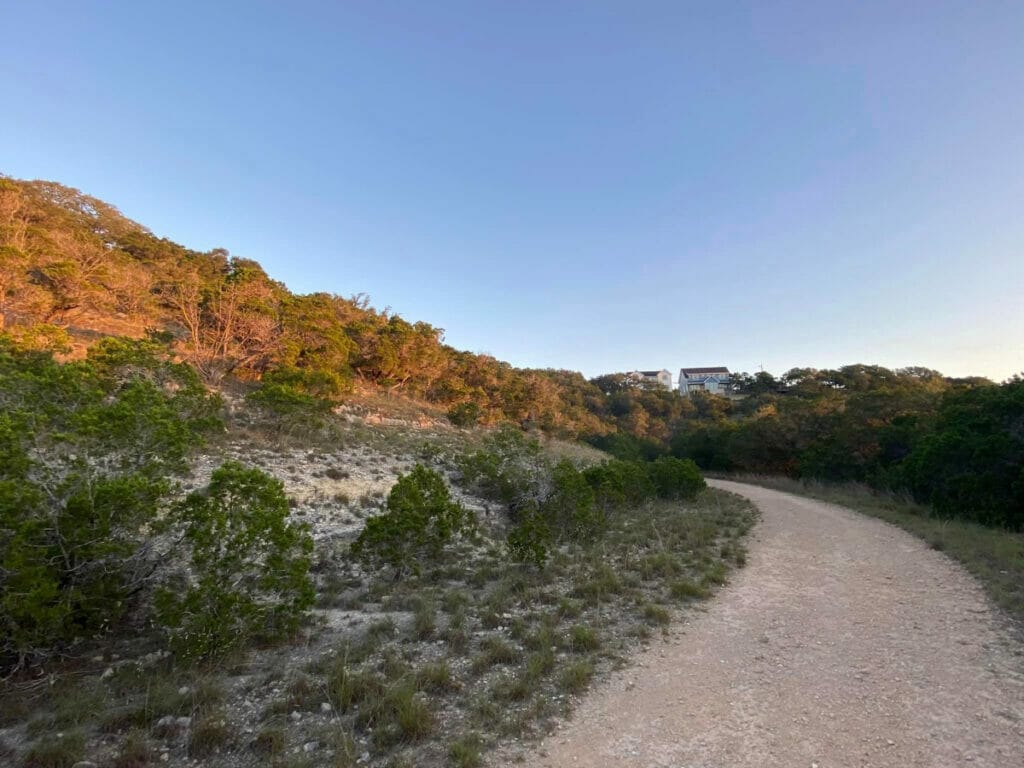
[1, 172, 1021, 765]
[673, 368, 1024, 530]
[0, 175, 678, 442]
[3, 173, 1021, 533]
[0, 333, 754, 767]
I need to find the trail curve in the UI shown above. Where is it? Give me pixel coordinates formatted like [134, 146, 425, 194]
[500, 480, 1024, 768]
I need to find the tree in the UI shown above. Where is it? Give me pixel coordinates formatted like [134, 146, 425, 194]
[157, 462, 314, 660]
[352, 465, 475, 575]
[0, 336, 221, 670]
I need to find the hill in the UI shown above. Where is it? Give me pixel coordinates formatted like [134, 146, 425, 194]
[1, 174, 693, 447]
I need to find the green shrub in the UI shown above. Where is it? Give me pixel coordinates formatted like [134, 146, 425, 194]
[246, 381, 332, 431]
[545, 460, 601, 540]
[583, 459, 653, 511]
[156, 462, 314, 660]
[447, 402, 482, 427]
[351, 465, 475, 575]
[507, 503, 551, 568]
[458, 425, 546, 506]
[648, 457, 706, 500]
[0, 336, 220, 670]
[567, 624, 600, 652]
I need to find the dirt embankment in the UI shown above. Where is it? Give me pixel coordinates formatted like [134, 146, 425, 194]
[507, 479, 1024, 768]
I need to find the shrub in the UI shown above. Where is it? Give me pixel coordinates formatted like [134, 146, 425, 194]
[902, 379, 1024, 529]
[567, 624, 600, 652]
[507, 503, 551, 568]
[447, 401, 482, 427]
[587, 459, 659, 507]
[351, 465, 475, 575]
[156, 462, 314, 660]
[458, 425, 547, 507]
[647, 457, 706, 500]
[246, 382, 332, 432]
[544, 460, 601, 540]
[0, 336, 220, 670]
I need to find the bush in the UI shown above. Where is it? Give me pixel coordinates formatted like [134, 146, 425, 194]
[0, 336, 220, 670]
[458, 425, 547, 507]
[156, 462, 314, 660]
[507, 502, 551, 568]
[545, 460, 602, 540]
[246, 381, 333, 432]
[447, 401, 482, 427]
[902, 379, 1024, 528]
[583, 459, 654, 512]
[351, 465, 475, 575]
[647, 457, 706, 500]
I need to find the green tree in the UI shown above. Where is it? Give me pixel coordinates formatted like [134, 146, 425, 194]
[157, 462, 314, 660]
[352, 465, 475, 575]
[0, 335, 220, 669]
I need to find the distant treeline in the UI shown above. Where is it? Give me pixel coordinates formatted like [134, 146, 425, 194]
[666, 367, 1023, 530]
[2, 175, 1020, 528]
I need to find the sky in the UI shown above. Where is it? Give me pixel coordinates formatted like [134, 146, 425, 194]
[2, 1, 1023, 382]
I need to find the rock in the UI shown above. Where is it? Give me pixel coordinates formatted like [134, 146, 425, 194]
[101, 667, 114, 679]
[290, 710, 302, 723]
[175, 716, 191, 728]
[178, 685, 190, 696]
[303, 741, 320, 753]
[320, 702, 332, 713]
[157, 716, 175, 728]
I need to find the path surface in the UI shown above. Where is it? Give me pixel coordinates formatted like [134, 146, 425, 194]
[505, 480, 1024, 768]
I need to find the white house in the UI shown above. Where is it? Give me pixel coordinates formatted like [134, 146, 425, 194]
[678, 367, 731, 395]
[627, 370, 673, 390]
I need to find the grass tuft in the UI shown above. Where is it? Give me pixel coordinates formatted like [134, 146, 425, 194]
[448, 732, 484, 767]
[22, 731, 86, 768]
[187, 715, 232, 758]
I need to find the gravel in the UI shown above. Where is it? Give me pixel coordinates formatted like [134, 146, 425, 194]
[503, 479, 1024, 767]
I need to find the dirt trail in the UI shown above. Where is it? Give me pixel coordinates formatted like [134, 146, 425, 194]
[505, 480, 1024, 768]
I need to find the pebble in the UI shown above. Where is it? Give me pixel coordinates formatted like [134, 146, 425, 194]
[303, 741, 320, 753]
[178, 685, 190, 696]
[290, 710, 302, 723]
[320, 702, 332, 713]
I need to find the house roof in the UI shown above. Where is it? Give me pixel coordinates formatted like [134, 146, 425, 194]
[638, 370, 669, 377]
[680, 367, 730, 376]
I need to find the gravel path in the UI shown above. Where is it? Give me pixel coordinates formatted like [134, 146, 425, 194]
[505, 480, 1024, 768]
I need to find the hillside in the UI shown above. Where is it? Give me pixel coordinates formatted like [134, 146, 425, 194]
[0, 174, 691, 446]
[3, 173, 1022, 528]
[2, 173, 1022, 768]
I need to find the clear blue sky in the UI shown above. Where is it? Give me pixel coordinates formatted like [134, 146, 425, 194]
[3, 1, 1022, 382]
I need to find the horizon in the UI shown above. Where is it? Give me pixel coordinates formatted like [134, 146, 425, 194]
[3, 2, 1022, 383]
